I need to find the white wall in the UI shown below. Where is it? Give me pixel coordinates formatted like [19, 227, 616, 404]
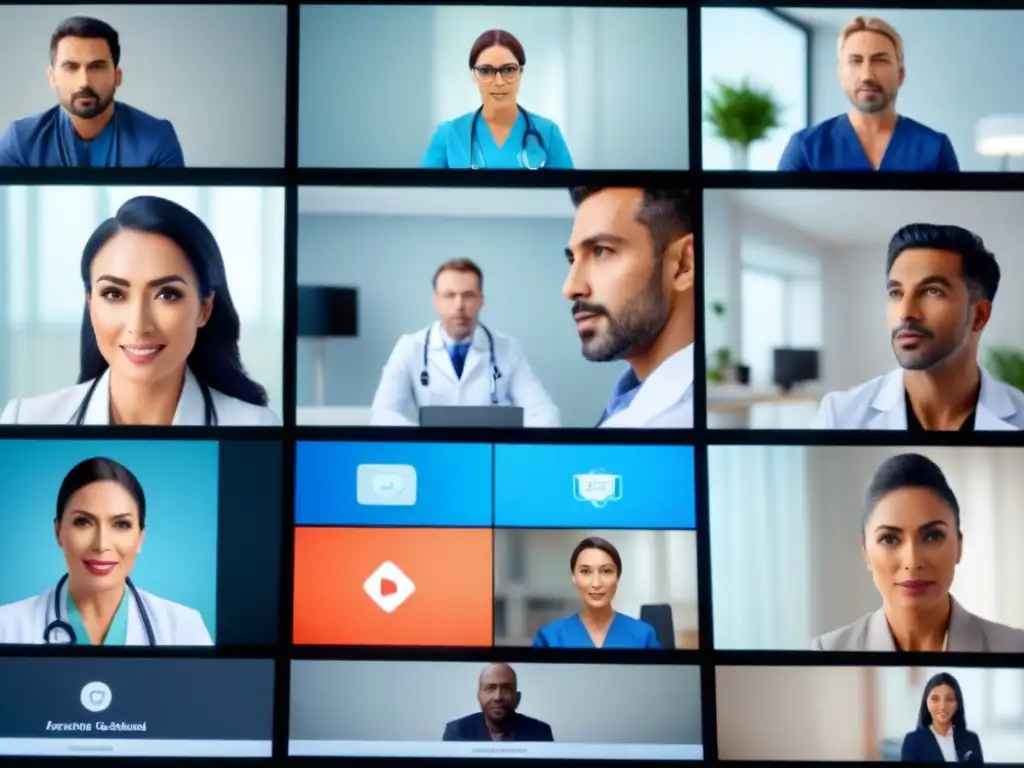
[710, 445, 1024, 650]
[0, 4, 286, 167]
[795, 8, 1024, 172]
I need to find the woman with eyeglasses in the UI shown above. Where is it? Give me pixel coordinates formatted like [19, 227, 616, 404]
[420, 29, 574, 170]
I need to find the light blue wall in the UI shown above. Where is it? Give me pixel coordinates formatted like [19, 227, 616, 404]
[808, 10, 1024, 172]
[298, 4, 689, 170]
[295, 213, 625, 428]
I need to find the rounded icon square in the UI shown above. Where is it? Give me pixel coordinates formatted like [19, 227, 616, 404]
[80, 681, 112, 713]
[293, 527, 493, 647]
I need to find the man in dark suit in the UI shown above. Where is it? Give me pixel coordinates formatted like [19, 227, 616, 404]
[442, 663, 554, 742]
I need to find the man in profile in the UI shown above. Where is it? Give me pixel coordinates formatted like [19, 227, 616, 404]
[565, 187, 694, 429]
[777, 16, 957, 172]
[0, 16, 185, 167]
[812, 222, 1024, 431]
[442, 663, 554, 742]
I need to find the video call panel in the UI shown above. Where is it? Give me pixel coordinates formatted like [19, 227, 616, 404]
[289, 660, 703, 760]
[298, 4, 689, 171]
[295, 185, 695, 431]
[292, 441, 695, 647]
[0, 439, 282, 647]
[717, 665, 1022, 762]
[709, 445, 1024, 653]
[703, 189, 1020, 430]
[0, 4, 286, 168]
[0, 184, 286, 427]
[0, 657, 274, 757]
[701, 7, 1024, 173]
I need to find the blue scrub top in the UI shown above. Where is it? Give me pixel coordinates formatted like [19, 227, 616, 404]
[532, 612, 661, 649]
[66, 591, 129, 646]
[0, 102, 185, 168]
[778, 114, 959, 172]
[421, 108, 574, 169]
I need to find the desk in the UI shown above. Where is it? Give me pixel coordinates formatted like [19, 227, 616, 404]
[708, 384, 826, 428]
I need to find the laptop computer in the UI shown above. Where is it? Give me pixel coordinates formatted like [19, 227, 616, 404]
[418, 405, 525, 428]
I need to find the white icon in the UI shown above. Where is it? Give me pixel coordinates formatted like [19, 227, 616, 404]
[573, 472, 623, 508]
[363, 561, 416, 613]
[357, 464, 418, 506]
[80, 681, 112, 713]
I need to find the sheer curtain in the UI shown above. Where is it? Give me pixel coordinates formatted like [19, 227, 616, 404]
[709, 445, 811, 649]
[1, 186, 285, 411]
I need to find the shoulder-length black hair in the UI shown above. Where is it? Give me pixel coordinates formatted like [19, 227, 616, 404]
[917, 672, 968, 731]
[78, 195, 268, 406]
[56, 457, 147, 529]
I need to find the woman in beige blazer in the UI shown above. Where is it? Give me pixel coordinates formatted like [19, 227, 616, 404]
[813, 452, 1024, 652]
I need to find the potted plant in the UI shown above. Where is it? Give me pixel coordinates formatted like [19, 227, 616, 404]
[985, 347, 1024, 392]
[705, 78, 783, 170]
[707, 301, 732, 382]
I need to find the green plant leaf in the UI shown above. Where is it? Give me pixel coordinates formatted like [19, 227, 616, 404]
[704, 78, 783, 147]
[984, 347, 1024, 392]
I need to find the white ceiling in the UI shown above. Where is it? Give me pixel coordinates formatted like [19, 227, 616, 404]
[298, 187, 575, 218]
[732, 189, 1024, 248]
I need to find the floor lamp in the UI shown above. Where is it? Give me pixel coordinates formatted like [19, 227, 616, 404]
[297, 286, 358, 406]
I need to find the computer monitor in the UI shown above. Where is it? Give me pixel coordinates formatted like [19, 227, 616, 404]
[418, 406, 524, 428]
[772, 348, 820, 392]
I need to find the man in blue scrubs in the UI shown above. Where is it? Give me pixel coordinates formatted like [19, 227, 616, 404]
[778, 15, 958, 172]
[0, 16, 185, 168]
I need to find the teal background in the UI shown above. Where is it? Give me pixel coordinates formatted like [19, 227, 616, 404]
[0, 440, 219, 640]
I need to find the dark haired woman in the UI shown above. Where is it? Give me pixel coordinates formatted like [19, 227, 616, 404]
[421, 29, 573, 169]
[901, 672, 984, 762]
[0, 457, 212, 645]
[0, 196, 279, 426]
[532, 536, 661, 649]
[812, 453, 1024, 652]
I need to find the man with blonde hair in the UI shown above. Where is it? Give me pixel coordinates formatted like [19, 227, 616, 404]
[777, 15, 958, 172]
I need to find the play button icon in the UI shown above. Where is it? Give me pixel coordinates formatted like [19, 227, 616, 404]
[364, 561, 415, 613]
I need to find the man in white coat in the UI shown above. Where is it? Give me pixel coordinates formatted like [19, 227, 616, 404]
[812, 222, 1024, 431]
[370, 258, 560, 427]
[564, 187, 694, 429]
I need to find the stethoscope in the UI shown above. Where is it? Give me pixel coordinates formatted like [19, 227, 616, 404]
[469, 106, 548, 170]
[43, 573, 157, 645]
[56, 112, 120, 168]
[421, 323, 502, 405]
[69, 373, 218, 426]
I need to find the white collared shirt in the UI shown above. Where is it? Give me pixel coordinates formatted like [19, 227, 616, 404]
[930, 725, 957, 762]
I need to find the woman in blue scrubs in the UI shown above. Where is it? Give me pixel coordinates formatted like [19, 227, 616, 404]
[532, 537, 661, 649]
[420, 29, 574, 169]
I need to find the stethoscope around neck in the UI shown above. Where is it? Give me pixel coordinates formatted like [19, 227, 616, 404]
[44, 572, 157, 645]
[421, 323, 502, 404]
[69, 371, 218, 426]
[469, 105, 548, 170]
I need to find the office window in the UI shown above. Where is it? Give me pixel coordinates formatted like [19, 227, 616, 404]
[701, 8, 808, 171]
[741, 269, 785, 385]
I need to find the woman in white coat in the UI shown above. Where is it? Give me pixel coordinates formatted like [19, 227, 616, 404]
[0, 195, 279, 426]
[0, 456, 213, 646]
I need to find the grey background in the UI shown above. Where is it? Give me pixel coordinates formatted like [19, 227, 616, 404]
[0, 658, 274, 739]
[289, 660, 703, 744]
[296, 188, 623, 427]
[0, 4, 286, 167]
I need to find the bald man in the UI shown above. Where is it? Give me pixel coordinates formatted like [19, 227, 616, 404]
[442, 663, 554, 742]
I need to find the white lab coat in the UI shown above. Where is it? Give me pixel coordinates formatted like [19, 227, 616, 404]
[0, 366, 280, 426]
[811, 365, 1024, 430]
[370, 322, 561, 427]
[0, 584, 214, 646]
[599, 343, 694, 429]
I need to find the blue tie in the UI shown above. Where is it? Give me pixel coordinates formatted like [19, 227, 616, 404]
[450, 342, 470, 379]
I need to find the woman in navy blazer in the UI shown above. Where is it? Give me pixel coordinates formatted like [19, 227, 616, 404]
[901, 672, 983, 762]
